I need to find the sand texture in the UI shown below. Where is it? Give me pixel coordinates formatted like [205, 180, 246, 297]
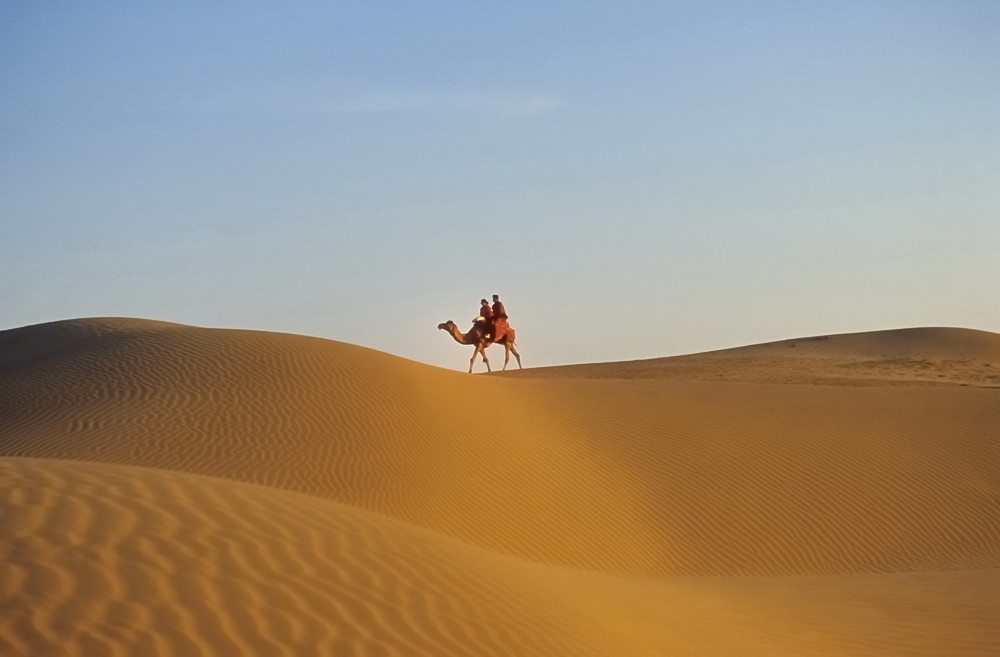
[500, 327, 1000, 386]
[1, 318, 998, 655]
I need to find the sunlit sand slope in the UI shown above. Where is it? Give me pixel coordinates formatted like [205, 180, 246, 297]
[502, 327, 1000, 386]
[0, 457, 622, 656]
[2, 457, 997, 657]
[1, 318, 999, 576]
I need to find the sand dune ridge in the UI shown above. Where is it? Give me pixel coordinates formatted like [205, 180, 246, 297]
[1, 318, 999, 577]
[1, 317, 998, 655]
[501, 326, 1000, 386]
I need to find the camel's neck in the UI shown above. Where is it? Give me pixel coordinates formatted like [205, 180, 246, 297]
[448, 324, 474, 345]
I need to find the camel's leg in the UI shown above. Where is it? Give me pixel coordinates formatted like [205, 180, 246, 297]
[509, 344, 522, 369]
[503, 343, 511, 371]
[470, 345, 490, 373]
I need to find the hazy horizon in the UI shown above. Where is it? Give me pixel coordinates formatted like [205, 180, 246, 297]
[3, 1, 997, 369]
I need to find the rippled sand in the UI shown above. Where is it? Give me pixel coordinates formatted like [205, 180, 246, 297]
[1, 318, 998, 655]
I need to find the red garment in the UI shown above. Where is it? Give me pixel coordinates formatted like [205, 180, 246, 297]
[492, 317, 509, 342]
[491, 301, 507, 319]
[479, 304, 493, 320]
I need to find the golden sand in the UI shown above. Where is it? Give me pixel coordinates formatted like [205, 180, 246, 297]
[500, 326, 1000, 386]
[1, 318, 998, 655]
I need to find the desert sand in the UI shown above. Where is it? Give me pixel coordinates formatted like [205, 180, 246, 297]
[1, 318, 998, 655]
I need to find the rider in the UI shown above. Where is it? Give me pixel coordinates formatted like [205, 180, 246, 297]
[474, 299, 493, 339]
[491, 294, 509, 342]
[491, 295, 507, 321]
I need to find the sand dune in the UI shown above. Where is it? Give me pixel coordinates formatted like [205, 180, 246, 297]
[2, 318, 998, 576]
[0, 457, 625, 656]
[1, 318, 998, 654]
[501, 327, 1000, 386]
[2, 457, 997, 656]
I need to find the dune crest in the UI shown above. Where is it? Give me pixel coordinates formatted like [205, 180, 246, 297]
[1, 318, 999, 577]
[501, 326, 1000, 386]
[1, 318, 998, 655]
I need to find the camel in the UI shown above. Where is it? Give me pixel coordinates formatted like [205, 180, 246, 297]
[437, 320, 522, 373]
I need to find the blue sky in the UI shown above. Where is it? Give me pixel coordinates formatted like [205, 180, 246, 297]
[2, 1, 997, 368]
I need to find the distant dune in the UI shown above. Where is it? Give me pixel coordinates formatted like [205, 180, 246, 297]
[499, 327, 1000, 386]
[1, 318, 998, 655]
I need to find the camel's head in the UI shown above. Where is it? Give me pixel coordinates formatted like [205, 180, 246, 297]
[437, 321, 455, 331]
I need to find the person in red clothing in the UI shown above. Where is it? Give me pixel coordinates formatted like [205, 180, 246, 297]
[491, 295, 507, 320]
[490, 294, 509, 342]
[474, 299, 493, 340]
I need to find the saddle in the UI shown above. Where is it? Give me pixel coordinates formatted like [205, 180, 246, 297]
[471, 318, 493, 342]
